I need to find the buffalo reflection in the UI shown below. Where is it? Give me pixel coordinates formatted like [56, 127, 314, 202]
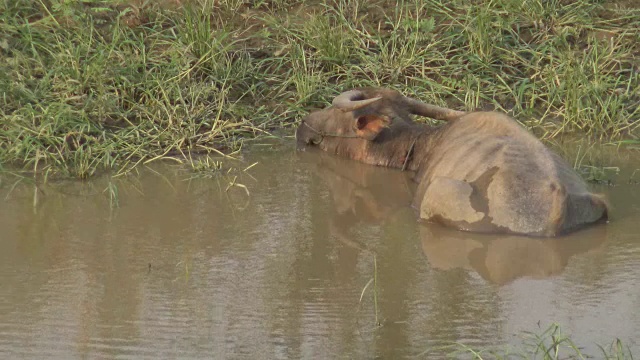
[302, 149, 414, 251]
[306, 149, 607, 285]
[420, 223, 606, 285]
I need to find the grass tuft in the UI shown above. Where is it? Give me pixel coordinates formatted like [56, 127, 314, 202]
[420, 323, 634, 359]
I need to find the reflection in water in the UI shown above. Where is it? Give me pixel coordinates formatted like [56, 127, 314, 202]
[421, 225, 607, 285]
[0, 145, 639, 358]
[307, 150, 415, 252]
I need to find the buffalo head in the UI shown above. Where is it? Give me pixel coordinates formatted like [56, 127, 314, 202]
[296, 87, 465, 147]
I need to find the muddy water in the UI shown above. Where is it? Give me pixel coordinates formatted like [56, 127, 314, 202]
[1, 145, 639, 359]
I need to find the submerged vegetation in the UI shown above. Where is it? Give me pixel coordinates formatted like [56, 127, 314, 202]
[1, 0, 639, 178]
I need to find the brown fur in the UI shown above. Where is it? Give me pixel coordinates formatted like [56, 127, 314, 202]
[297, 87, 609, 237]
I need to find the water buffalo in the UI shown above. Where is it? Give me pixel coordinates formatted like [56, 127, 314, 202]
[308, 150, 607, 285]
[296, 87, 609, 237]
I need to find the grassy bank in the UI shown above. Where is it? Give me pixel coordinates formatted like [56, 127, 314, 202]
[1, 0, 639, 179]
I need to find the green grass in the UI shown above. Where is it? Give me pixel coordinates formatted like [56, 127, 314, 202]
[1, 0, 639, 179]
[422, 323, 634, 359]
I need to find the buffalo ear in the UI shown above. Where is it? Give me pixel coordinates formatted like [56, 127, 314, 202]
[354, 114, 390, 140]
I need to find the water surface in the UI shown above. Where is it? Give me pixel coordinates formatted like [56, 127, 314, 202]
[1, 144, 639, 359]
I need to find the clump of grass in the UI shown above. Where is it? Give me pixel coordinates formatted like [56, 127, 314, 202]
[1, 0, 639, 179]
[421, 323, 634, 359]
[0, 0, 269, 179]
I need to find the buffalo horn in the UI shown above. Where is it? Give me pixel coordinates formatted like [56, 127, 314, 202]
[403, 97, 467, 122]
[332, 90, 382, 112]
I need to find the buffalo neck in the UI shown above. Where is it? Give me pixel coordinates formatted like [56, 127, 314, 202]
[319, 122, 442, 171]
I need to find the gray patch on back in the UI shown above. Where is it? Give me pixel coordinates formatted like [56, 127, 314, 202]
[420, 167, 514, 234]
